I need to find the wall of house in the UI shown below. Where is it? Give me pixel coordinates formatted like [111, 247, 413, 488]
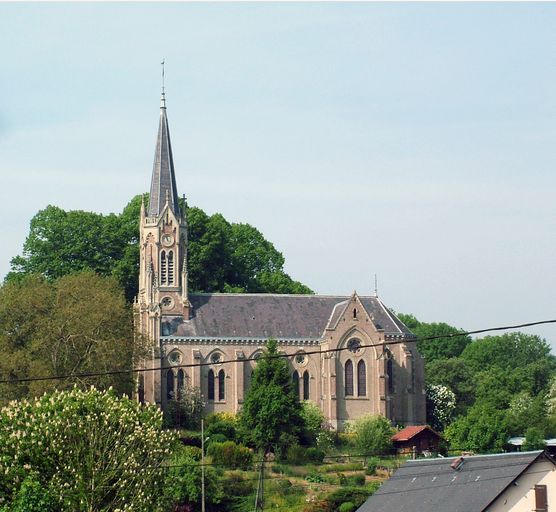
[488, 459, 556, 512]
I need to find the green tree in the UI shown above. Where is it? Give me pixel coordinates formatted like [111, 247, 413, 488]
[239, 339, 303, 453]
[445, 403, 511, 453]
[0, 387, 176, 511]
[9, 195, 312, 299]
[300, 400, 326, 445]
[426, 384, 456, 431]
[398, 314, 471, 364]
[352, 415, 394, 456]
[0, 272, 137, 403]
[425, 357, 476, 415]
[523, 426, 546, 451]
[163, 448, 223, 510]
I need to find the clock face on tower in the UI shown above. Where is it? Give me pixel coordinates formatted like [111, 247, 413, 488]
[161, 234, 174, 247]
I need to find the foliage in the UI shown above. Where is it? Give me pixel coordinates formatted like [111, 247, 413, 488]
[426, 384, 456, 431]
[164, 385, 205, 430]
[239, 339, 303, 453]
[0, 272, 137, 403]
[523, 427, 546, 451]
[365, 457, 380, 476]
[9, 196, 312, 299]
[0, 387, 176, 511]
[163, 447, 223, 511]
[425, 357, 476, 415]
[300, 400, 326, 445]
[306, 447, 326, 463]
[6, 474, 56, 512]
[205, 412, 238, 442]
[306, 471, 326, 483]
[445, 403, 511, 453]
[206, 441, 253, 469]
[303, 486, 377, 512]
[398, 314, 471, 363]
[339, 502, 356, 512]
[285, 443, 307, 465]
[353, 415, 394, 456]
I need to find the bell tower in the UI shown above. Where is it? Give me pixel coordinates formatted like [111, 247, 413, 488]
[136, 89, 190, 405]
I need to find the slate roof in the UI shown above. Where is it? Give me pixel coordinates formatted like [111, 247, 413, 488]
[391, 425, 439, 442]
[161, 293, 414, 341]
[357, 451, 554, 512]
[148, 93, 181, 217]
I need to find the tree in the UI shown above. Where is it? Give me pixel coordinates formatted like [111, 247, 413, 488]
[300, 400, 326, 445]
[0, 272, 137, 403]
[425, 357, 476, 415]
[397, 314, 471, 364]
[239, 339, 303, 453]
[523, 427, 546, 451]
[8, 195, 312, 299]
[426, 384, 456, 431]
[0, 387, 176, 511]
[352, 415, 394, 456]
[445, 404, 511, 453]
[461, 333, 554, 375]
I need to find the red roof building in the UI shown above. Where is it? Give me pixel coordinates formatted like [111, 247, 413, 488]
[392, 425, 443, 455]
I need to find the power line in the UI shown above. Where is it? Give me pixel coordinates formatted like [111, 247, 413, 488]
[0, 318, 554, 385]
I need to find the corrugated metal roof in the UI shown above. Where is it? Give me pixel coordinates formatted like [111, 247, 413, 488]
[357, 451, 552, 512]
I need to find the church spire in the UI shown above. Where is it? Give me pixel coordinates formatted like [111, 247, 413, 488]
[148, 66, 180, 218]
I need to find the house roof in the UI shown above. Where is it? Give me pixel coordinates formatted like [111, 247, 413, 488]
[357, 451, 554, 512]
[161, 293, 415, 341]
[391, 425, 440, 442]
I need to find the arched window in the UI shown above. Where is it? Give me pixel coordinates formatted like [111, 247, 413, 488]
[303, 371, 310, 400]
[218, 370, 225, 401]
[292, 371, 300, 399]
[357, 360, 366, 397]
[138, 374, 145, 404]
[387, 357, 394, 393]
[177, 369, 185, 399]
[345, 360, 354, 396]
[168, 250, 174, 285]
[208, 370, 215, 401]
[160, 251, 167, 284]
[353, 308, 357, 319]
[166, 370, 174, 401]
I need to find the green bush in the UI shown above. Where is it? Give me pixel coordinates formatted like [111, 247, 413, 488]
[301, 400, 326, 445]
[339, 502, 356, 512]
[365, 457, 380, 475]
[206, 433, 228, 446]
[353, 415, 394, 456]
[286, 443, 307, 464]
[306, 472, 326, 483]
[306, 447, 325, 463]
[178, 431, 202, 448]
[206, 440, 253, 469]
[205, 413, 238, 442]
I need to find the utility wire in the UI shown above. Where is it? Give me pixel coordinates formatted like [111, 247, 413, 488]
[0, 318, 554, 385]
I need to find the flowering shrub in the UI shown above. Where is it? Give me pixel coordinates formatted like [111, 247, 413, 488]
[0, 387, 177, 511]
[426, 384, 456, 431]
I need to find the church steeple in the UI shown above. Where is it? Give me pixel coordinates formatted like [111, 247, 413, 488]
[148, 90, 180, 217]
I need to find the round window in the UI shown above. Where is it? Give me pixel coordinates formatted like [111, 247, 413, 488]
[347, 338, 362, 354]
[210, 353, 222, 364]
[161, 296, 174, 309]
[168, 351, 181, 365]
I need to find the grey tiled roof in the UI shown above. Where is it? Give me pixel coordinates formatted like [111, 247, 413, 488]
[161, 293, 414, 340]
[357, 451, 552, 512]
[148, 97, 181, 217]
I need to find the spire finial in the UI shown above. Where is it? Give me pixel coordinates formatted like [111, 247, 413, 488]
[374, 274, 378, 297]
[160, 59, 166, 108]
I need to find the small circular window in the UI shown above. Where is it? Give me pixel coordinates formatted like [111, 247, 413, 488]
[210, 353, 222, 364]
[161, 296, 174, 310]
[347, 338, 362, 354]
[168, 351, 181, 365]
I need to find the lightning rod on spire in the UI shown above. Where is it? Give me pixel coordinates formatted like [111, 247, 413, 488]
[160, 59, 166, 108]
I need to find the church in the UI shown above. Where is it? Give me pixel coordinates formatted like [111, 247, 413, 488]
[136, 91, 426, 430]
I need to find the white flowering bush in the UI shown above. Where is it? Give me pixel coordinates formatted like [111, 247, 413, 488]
[426, 384, 456, 431]
[0, 387, 177, 511]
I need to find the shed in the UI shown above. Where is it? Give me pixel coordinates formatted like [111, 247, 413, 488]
[391, 425, 443, 455]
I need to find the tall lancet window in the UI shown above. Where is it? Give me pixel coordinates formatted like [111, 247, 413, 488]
[357, 360, 367, 397]
[208, 370, 215, 401]
[218, 370, 225, 401]
[160, 251, 167, 285]
[177, 369, 185, 399]
[303, 371, 310, 400]
[292, 371, 300, 400]
[345, 360, 354, 396]
[166, 370, 174, 401]
[168, 251, 174, 285]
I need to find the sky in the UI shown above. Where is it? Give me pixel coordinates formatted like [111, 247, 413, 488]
[1, 3, 555, 348]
